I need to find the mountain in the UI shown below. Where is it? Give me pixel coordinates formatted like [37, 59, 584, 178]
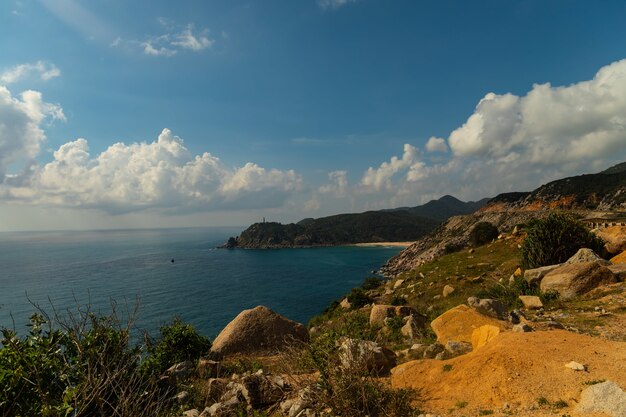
[482, 162, 626, 212]
[225, 195, 488, 249]
[227, 212, 440, 249]
[383, 195, 490, 220]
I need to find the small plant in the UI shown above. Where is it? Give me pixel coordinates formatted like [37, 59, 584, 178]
[455, 401, 468, 409]
[479, 410, 494, 415]
[141, 317, 211, 375]
[583, 379, 606, 385]
[346, 288, 373, 309]
[362, 276, 384, 290]
[390, 295, 407, 306]
[520, 213, 605, 268]
[469, 222, 499, 247]
[553, 400, 568, 408]
[537, 396, 550, 406]
[442, 364, 453, 372]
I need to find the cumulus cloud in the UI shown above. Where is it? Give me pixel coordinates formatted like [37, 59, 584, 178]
[319, 170, 348, 197]
[360, 144, 421, 192]
[1, 61, 61, 84]
[0, 86, 65, 178]
[318, 0, 359, 10]
[425, 136, 448, 153]
[1, 129, 301, 213]
[114, 22, 215, 57]
[354, 58, 626, 207]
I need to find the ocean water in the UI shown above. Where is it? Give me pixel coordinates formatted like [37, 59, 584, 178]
[0, 228, 402, 339]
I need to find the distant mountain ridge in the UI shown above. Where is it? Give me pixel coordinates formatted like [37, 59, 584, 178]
[383, 195, 491, 220]
[224, 195, 489, 249]
[482, 162, 626, 212]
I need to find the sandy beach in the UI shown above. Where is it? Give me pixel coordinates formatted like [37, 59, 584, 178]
[352, 241, 414, 248]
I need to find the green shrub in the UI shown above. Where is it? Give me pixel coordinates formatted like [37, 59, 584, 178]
[141, 317, 211, 375]
[520, 213, 605, 268]
[0, 306, 173, 417]
[390, 295, 407, 306]
[361, 276, 384, 290]
[346, 288, 372, 309]
[469, 222, 499, 247]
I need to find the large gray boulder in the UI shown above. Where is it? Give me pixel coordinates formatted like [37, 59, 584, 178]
[524, 264, 561, 286]
[211, 306, 308, 356]
[467, 297, 507, 320]
[576, 380, 626, 417]
[565, 248, 610, 265]
[338, 338, 396, 375]
[540, 262, 617, 299]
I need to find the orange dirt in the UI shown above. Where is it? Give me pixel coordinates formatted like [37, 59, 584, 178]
[391, 329, 626, 416]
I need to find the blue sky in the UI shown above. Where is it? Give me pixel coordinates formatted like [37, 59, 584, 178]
[1, 0, 626, 230]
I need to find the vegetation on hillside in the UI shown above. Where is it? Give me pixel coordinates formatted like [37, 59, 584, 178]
[228, 211, 441, 248]
[520, 213, 605, 268]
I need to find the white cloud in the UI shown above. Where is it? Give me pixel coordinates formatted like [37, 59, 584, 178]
[360, 144, 421, 192]
[1, 128, 301, 214]
[319, 170, 348, 197]
[1, 61, 61, 84]
[113, 22, 215, 57]
[318, 0, 359, 10]
[353, 58, 626, 206]
[425, 136, 448, 153]
[0, 86, 65, 178]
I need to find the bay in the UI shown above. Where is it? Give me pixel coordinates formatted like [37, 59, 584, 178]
[0, 227, 402, 339]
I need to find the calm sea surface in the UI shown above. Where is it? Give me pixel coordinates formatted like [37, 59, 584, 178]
[0, 228, 401, 339]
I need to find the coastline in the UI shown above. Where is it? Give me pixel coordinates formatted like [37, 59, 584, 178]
[351, 241, 413, 248]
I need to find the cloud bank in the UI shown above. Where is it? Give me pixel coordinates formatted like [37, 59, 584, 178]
[354, 58, 626, 207]
[1, 61, 61, 84]
[112, 22, 215, 57]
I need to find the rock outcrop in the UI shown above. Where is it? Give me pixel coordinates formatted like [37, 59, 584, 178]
[430, 304, 507, 345]
[597, 225, 626, 255]
[211, 306, 308, 356]
[540, 262, 617, 299]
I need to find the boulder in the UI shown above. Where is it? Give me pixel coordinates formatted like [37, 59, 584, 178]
[211, 306, 308, 356]
[339, 298, 351, 309]
[610, 250, 626, 265]
[197, 359, 221, 378]
[164, 361, 194, 383]
[596, 225, 626, 255]
[518, 295, 543, 309]
[393, 279, 404, 289]
[444, 340, 472, 358]
[576, 380, 626, 417]
[565, 248, 610, 265]
[512, 323, 532, 332]
[401, 315, 422, 340]
[467, 297, 507, 319]
[470, 324, 501, 350]
[369, 305, 396, 327]
[442, 285, 455, 297]
[431, 304, 506, 345]
[540, 262, 617, 299]
[338, 338, 396, 375]
[422, 342, 444, 359]
[182, 409, 199, 417]
[608, 263, 626, 281]
[524, 264, 561, 286]
[240, 374, 285, 408]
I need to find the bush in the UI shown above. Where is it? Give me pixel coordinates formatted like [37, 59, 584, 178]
[520, 213, 605, 268]
[390, 295, 407, 306]
[141, 317, 211, 376]
[469, 222, 499, 247]
[287, 318, 418, 417]
[0, 305, 173, 417]
[346, 288, 372, 309]
[361, 276, 384, 291]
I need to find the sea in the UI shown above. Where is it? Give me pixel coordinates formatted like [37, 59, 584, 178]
[0, 227, 402, 340]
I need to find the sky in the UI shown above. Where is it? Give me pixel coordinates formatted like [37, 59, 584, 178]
[1, 0, 626, 231]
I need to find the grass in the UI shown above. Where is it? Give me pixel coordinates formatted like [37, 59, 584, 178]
[478, 410, 494, 415]
[583, 379, 606, 385]
[455, 401, 468, 409]
[442, 364, 453, 372]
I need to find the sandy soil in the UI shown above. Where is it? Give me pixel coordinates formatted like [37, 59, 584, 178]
[352, 242, 414, 247]
[391, 329, 626, 416]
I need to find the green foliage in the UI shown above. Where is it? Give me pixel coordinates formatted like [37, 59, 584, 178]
[520, 213, 605, 268]
[295, 318, 418, 417]
[442, 364, 453, 372]
[477, 277, 558, 309]
[0, 307, 174, 417]
[346, 288, 372, 309]
[361, 276, 384, 291]
[390, 295, 407, 306]
[469, 222, 499, 247]
[141, 317, 211, 376]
